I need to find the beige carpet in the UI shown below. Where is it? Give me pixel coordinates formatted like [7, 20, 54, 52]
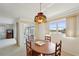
[0, 44, 73, 56]
[0, 44, 26, 56]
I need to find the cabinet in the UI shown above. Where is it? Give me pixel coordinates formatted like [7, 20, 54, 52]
[6, 29, 13, 39]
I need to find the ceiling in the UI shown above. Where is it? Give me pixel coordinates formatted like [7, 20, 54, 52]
[0, 3, 79, 22]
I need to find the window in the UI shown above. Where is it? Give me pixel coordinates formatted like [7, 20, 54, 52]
[49, 18, 66, 34]
[49, 22, 57, 32]
[58, 20, 66, 33]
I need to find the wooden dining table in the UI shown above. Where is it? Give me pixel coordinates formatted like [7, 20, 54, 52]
[31, 40, 55, 55]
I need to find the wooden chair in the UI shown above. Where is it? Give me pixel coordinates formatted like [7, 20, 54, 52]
[26, 39, 32, 56]
[55, 40, 62, 56]
[32, 50, 41, 56]
[28, 35, 34, 41]
[43, 40, 62, 56]
[45, 36, 51, 42]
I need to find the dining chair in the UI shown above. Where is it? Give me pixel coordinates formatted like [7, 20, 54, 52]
[55, 40, 62, 56]
[28, 35, 34, 41]
[45, 36, 51, 42]
[26, 39, 32, 56]
[32, 50, 41, 56]
[43, 40, 62, 56]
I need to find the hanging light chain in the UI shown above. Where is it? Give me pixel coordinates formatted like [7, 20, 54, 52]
[34, 3, 47, 24]
[40, 3, 41, 12]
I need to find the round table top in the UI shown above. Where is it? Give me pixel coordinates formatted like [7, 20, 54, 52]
[31, 40, 55, 54]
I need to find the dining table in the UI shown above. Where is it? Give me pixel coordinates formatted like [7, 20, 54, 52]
[31, 40, 56, 55]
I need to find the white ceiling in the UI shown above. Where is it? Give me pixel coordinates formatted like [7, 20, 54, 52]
[0, 3, 79, 22]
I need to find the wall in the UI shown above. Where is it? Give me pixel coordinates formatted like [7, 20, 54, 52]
[0, 17, 15, 39]
[18, 22, 25, 46]
[76, 15, 79, 37]
[35, 22, 49, 40]
[17, 20, 33, 46]
[64, 15, 79, 55]
[51, 34, 79, 55]
[62, 37, 79, 55]
[0, 38, 16, 48]
[0, 24, 14, 39]
[0, 17, 14, 24]
[38, 23, 47, 40]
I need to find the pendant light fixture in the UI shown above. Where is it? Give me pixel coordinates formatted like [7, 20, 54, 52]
[34, 3, 47, 24]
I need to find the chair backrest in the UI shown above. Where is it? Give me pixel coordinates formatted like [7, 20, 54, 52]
[28, 35, 34, 41]
[45, 36, 51, 41]
[26, 39, 31, 48]
[55, 40, 62, 56]
[26, 39, 32, 56]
